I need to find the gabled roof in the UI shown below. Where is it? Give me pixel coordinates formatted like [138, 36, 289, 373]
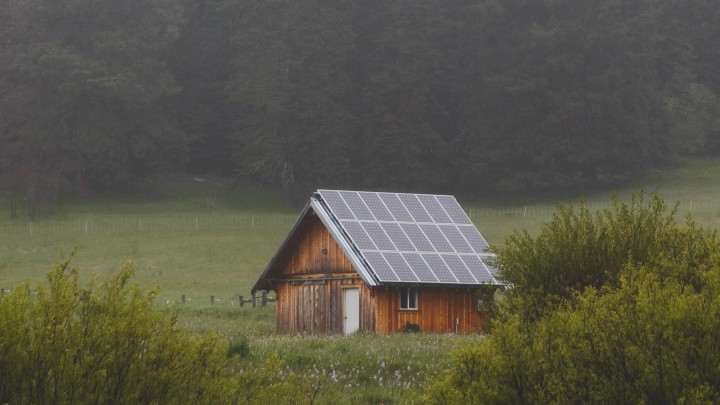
[252, 190, 503, 293]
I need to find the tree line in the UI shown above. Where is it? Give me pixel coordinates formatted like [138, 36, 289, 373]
[2, 0, 720, 209]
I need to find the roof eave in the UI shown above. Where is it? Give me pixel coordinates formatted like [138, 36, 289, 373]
[251, 196, 381, 294]
[310, 197, 380, 287]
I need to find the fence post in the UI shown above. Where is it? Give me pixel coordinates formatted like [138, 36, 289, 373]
[261, 291, 268, 307]
[252, 293, 257, 308]
[210, 295, 215, 305]
[181, 294, 186, 304]
[239, 295, 244, 307]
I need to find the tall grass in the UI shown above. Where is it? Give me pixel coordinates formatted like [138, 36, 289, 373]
[175, 305, 477, 404]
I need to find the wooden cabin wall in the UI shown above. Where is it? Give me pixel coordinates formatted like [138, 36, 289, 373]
[271, 213, 375, 333]
[274, 212, 354, 276]
[275, 279, 375, 333]
[374, 287, 484, 334]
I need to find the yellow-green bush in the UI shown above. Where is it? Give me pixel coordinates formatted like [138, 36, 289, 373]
[0, 255, 297, 404]
[426, 194, 720, 404]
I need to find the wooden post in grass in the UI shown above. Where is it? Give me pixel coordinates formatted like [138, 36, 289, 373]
[261, 291, 268, 306]
[210, 295, 215, 305]
[181, 294, 186, 304]
[252, 293, 257, 308]
[239, 296, 244, 307]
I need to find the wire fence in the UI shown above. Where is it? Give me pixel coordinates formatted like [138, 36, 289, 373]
[2, 214, 300, 237]
[1, 199, 710, 237]
[467, 198, 706, 219]
[469, 201, 622, 219]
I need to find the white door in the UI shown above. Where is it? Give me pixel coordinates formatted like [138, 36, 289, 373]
[343, 288, 360, 335]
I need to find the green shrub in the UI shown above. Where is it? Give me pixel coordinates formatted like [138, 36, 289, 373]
[426, 193, 720, 403]
[0, 254, 300, 404]
[495, 192, 678, 318]
[427, 262, 720, 403]
[227, 338, 251, 359]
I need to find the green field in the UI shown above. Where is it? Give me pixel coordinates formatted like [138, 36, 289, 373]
[4, 158, 719, 301]
[2, 159, 720, 403]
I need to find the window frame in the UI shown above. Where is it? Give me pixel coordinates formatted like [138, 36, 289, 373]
[399, 287, 418, 310]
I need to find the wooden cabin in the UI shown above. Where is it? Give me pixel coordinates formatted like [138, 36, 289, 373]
[252, 190, 505, 334]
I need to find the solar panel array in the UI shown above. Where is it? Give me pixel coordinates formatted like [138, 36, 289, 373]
[317, 190, 500, 285]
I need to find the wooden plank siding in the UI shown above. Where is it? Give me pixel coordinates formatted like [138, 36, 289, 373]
[374, 287, 485, 334]
[276, 211, 354, 277]
[269, 213, 375, 333]
[275, 280, 375, 333]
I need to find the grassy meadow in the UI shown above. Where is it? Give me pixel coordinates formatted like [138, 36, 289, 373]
[2, 158, 720, 403]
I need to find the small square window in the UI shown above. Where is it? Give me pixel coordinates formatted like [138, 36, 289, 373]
[400, 287, 417, 310]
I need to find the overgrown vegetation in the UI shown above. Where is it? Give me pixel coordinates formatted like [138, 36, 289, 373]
[495, 192, 679, 318]
[0, 254, 306, 404]
[426, 194, 720, 403]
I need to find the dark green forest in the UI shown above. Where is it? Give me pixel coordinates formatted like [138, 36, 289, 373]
[2, 0, 720, 206]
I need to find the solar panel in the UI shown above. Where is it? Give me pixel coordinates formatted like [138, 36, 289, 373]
[422, 253, 457, 283]
[340, 221, 377, 250]
[382, 252, 419, 282]
[363, 251, 399, 281]
[339, 191, 374, 220]
[316, 189, 500, 286]
[435, 195, 473, 224]
[361, 222, 396, 251]
[419, 224, 454, 253]
[321, 190, 355, 220]
[416, 194, 452, 223]
[461, 255, 496, 283]
[457, 225, 489, 253]
[359, 192, 394, 221]
[402, 253, 438, 282]
[439, 225, 474, 253]
[398, 194, 433, 223]
[380, 223, 415, 251]
[378, 193, 414, 222]
[441, 255, 476, 283]
[400, 223, 435, 252]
